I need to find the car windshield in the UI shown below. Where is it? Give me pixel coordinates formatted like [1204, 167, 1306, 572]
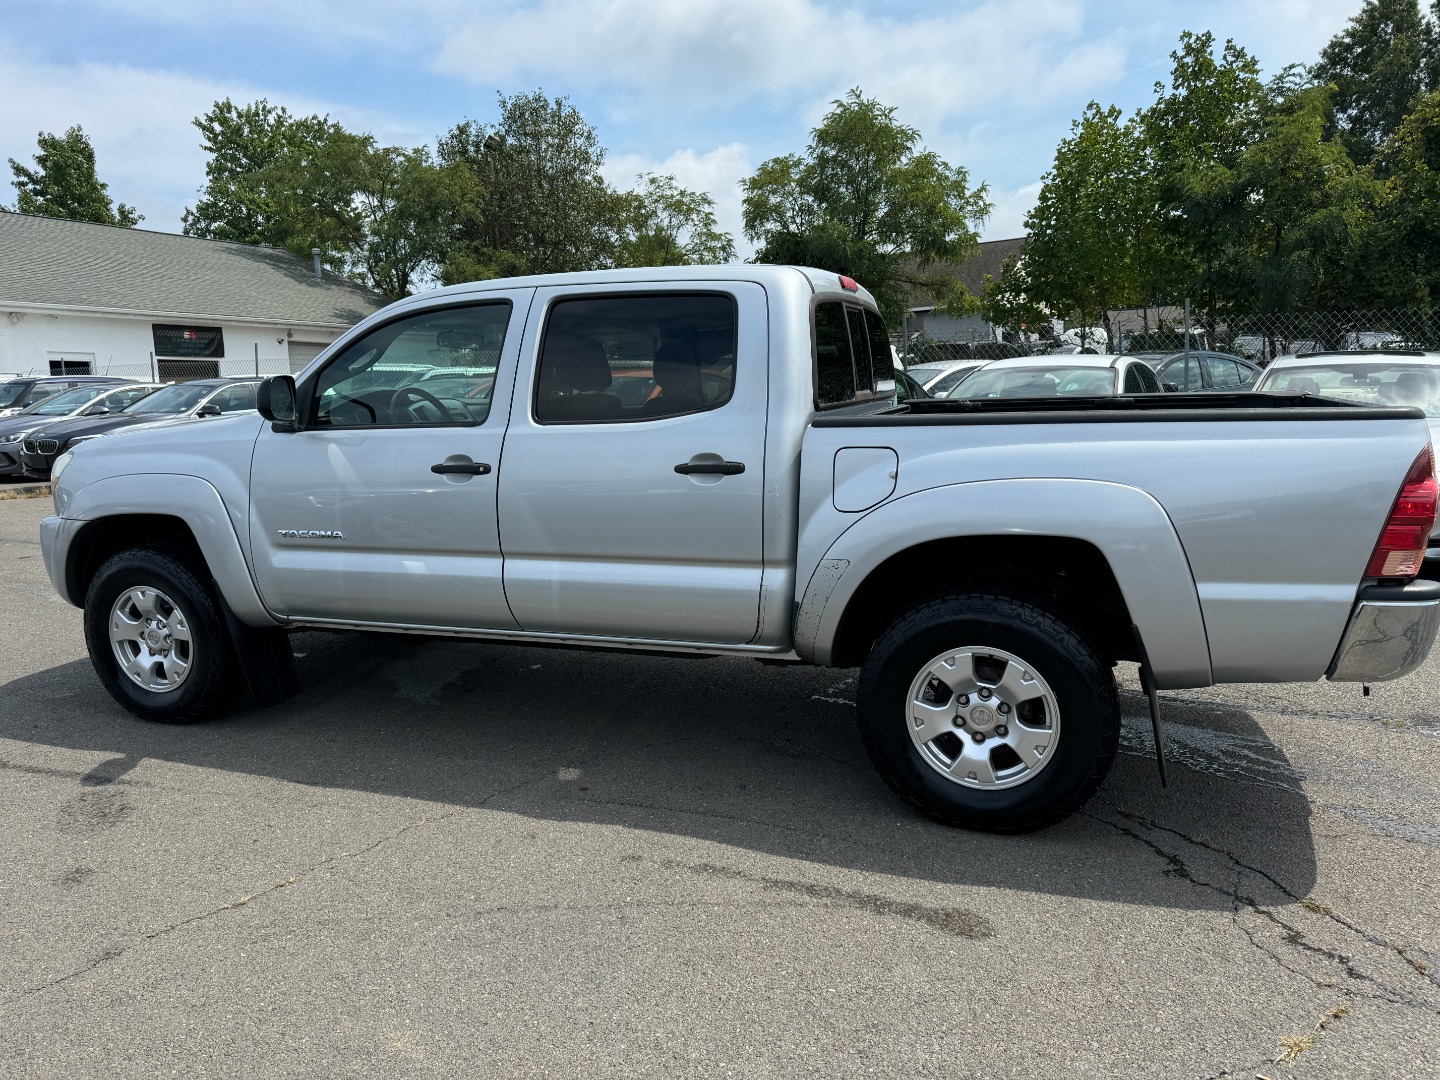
[0, 380, 31, 408]
[123, 383, 213, 415]
[930, 366, 982, 396]
[1257, 363, 1440, 416]
[20, 384, 113, 416]
[950, 366, 1117, 399]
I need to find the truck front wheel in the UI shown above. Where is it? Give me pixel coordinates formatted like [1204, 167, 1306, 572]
[857, 591, 1119, 833]
[83, 547, 245, 724]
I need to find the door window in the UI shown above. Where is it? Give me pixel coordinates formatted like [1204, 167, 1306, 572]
[1164, 356, 1203, 391]
[207, 382, 259, 413]
[1204, 355, 1247, 389]
[311, 303, 511, 427]
[534, 293, 736, 423]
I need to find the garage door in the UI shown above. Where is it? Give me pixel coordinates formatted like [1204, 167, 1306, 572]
[287, 341, 327, 372]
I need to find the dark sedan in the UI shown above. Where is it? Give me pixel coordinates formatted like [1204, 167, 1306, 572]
[0, 381, 163, 477]
[1149, 351, 1260, 392]
[18, 378, 261, 477]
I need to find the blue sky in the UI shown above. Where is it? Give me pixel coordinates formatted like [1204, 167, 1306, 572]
[3, 0, 1364, 256]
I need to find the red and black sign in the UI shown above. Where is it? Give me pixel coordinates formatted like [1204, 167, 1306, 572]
[152, 324, 225, 358]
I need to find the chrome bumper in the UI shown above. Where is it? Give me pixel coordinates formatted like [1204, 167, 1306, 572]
[1328, 580, 1440, 682]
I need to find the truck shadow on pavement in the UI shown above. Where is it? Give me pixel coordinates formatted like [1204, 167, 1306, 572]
[2, 629, 1318, 910]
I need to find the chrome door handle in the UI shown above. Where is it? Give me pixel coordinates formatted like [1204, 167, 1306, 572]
[431, 461, 491, 475]
[674, 460, 744, 476]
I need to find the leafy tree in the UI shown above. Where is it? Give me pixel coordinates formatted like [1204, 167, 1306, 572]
[183, 99, 481, 297]
[1311, 0, 1439, 163]
[1016, 103, 1156, 345]
[979, 255, 1050, 339]
[439, 92, 618, 281]
[8, 125, 141, 226]
[183, 98, 339, 246]
[1236, 84, 1379, 313]
[741, 88, 990, 324]
[1368, 87, 1440, 305]
[613, 173, 736, 267]
[1141, 31, 1267, 332]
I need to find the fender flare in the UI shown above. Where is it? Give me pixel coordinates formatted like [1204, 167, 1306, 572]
[795, 478, 1213, 689]
[60, 473, 280, 627]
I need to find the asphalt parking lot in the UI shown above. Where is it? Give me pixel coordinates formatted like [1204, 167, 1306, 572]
[1, 495, 1437, 1078]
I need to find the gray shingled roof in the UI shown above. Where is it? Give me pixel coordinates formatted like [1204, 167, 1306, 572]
[0, 212, 387, 327]
[907, 236, 1027, 309]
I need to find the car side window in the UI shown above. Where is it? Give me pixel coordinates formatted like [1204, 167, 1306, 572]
[1204, 356, 1245, 389]
[311, 303, 511, 428]
[1167, 356, 1203, 391]
[1123, 364, 1144, 394]
[534, 293, 736, 423]
[106, 386, 157, 409]
[864, 309, 895, 384]
[209, 383, 258, 413]
[1126, 363, 1162, 393]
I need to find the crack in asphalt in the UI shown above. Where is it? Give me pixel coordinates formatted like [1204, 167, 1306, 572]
[1088, 801, 1440, 1020]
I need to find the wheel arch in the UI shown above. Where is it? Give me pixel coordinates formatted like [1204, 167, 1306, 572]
[58, 474, 279, 627]
[797, 478, 1212, 689]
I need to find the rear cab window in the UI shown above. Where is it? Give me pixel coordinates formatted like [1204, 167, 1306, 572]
[814, 299, 893, 407]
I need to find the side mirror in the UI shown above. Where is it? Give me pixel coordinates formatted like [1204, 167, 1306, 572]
[195, 403, 223, 418]
[257, 375, 299, 432]
[84, 405, 110, 415]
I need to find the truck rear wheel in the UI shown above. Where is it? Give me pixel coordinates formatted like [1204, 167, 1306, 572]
[857, 591, 1119, 833]
[83, 547, 245, 724]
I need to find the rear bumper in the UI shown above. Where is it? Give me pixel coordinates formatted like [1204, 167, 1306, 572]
[1327, 580, 1440, 682]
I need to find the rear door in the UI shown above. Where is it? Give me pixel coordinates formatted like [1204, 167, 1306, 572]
[249, 293, 529, 629]
[498, 282, 768, 643]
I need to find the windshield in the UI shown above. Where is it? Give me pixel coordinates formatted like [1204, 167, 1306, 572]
[0, 380, 32, 408]
[20, 384, 112, 416]
[930, 366, 982, 396]
[1257, 363, 1440, 416]
[950, 366, 1117, 399]
[123, 383, 213, 415]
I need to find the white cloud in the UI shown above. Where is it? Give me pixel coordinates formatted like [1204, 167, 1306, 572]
[602, 141, 753, 256]
[981, 181, 1040, 242]
[434, 0, 1125, 133]
[0, 36, 425, 232]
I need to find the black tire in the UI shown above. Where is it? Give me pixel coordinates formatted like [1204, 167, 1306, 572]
[83, 547, 245, 724]
[857, 591, 1119, 833]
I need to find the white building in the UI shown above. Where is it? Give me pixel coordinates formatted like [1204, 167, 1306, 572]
[0, 212, 387, 381]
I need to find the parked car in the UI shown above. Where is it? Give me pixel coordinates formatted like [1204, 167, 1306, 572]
[906, 360, 987, 394]
[1255, 350, 1440, 566]
[39, 267, 1440, 834]
[946, 353, 1164, 398]
[1148, 351, 1261, 392]
[19, 377, 262, 477]
[0, 382, 163, 477]
[0, 375, 137, 419]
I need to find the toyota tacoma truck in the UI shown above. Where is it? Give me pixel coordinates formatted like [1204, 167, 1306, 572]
[38, 266, 1440, 832]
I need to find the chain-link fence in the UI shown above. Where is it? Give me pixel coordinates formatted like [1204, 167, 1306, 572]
[7, 357, 297, 383]
[899, 308, 1440, 366]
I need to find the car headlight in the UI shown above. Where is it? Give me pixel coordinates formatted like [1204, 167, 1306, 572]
[50, 450, 75, 485]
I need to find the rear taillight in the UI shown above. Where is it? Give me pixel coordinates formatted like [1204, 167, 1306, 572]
[1366, 446, 1437, 578]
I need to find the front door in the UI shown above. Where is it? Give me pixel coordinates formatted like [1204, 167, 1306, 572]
[249, 293, 530, 629]
[498, 283, 768, 644]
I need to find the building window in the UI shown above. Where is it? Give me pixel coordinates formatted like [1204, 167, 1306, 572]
[48, 359, 92, 375]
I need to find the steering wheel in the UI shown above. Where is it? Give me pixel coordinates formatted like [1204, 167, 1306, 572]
[387, 385, 451, 424]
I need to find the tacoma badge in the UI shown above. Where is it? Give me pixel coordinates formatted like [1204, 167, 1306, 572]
[277, 529, 345, 539]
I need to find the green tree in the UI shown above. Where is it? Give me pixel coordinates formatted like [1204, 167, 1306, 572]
[979, 255, 1050, 339]
[1141, 31, 1267, 331]
[183, 98, 340, 245]
[182, 99, 480, 297]
[1311, 0, 1439, 164]
[1368, 87, 1440, 305]
[1236, 83, 1379, 313]
[1016, 103, 1156, 345]
[8, 125, 141, 226]
[613, 173, 736, 267]
[741, 88, 990, 323]
[439, 91, 618, 281]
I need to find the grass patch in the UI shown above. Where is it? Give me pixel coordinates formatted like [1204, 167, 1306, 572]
[1276, 1003, 1349, 1065]
[0, 485, 49, 501]
[1299, 896, 1333, 916]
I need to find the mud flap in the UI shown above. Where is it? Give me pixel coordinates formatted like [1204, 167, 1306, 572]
[219, 597, 299, 708]
[1131, 624, 1168, 788]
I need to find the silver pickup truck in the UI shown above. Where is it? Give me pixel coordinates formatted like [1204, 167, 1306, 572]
[38, 266, 1440, 832]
